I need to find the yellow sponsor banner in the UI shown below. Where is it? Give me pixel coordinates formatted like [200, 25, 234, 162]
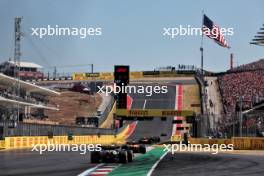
[0, 140, 5, 148]
[100, 72, 114, 80]
[15, 137, 22, 148]
[2, 133, 130, 149]
[73, 70, 193, 81]
[232, 137, 252, 150]
[73, 71, 144, 81]
[85, 73, 100, 77]
[100, 72, 113, 77]
[130, 72, 143, 79]
[39, 137, 44, 145]
[100, 76, 114, 80]
[74, 136, 80, 144]
[72, 73, 86, 80]
[28, 137, 34, 146]
[251, 138, 264, 149]
[22, 137, 27, 147]
[217, 139, 232, 145]
[116, 109, 194, 117]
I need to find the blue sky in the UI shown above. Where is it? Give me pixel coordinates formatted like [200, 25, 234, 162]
[0, 0, 263, 73]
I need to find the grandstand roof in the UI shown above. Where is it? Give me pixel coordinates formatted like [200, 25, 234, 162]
[0, 96, 59, 110]
[6, 61, 43, 68]
[0, 73, 60, 96]
[250, 24, 264, 46]
[231, 58, 264, 71]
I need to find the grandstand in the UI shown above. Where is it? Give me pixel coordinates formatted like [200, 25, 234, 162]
[218, 59, 264, 114]
[0, 73, 60, 138]
[203, 59, 264, 137]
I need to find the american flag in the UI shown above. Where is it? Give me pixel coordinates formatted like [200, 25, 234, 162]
[202, 14, 230, 48]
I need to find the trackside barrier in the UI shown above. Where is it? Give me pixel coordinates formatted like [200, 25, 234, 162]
[189, 137, 264, 150]
[0, 126, 131, 149]
[72, 72, 144, 81]
[0, 140, 5, 149]
[1, 123, 137, 149]
[232, 137, 264, 150]
[1, 122, 136, 150]
[251, 138, 264, 150]
[72, 71, 194, 81]
[28, 71, 195, 82]
[232, 137, 252, 150]
[3, 135, 122, 149]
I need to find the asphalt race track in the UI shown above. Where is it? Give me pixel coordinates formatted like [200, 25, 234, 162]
[0, 150, 94, 176]
[127, 84, 176, 142]
[152, 152, 264, 176]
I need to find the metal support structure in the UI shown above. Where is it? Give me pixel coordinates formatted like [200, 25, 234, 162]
[14, 17, 22, 79]
[200, 47, 204, 74]
[14, 17, 22, 123]
[239, 96, 243, 137]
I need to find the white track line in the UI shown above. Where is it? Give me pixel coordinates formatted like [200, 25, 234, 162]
[143, 99, 147, 109]
[77, 164, 104, 176]
[146, 150, 169, 176]
[90, 171, 109, 174]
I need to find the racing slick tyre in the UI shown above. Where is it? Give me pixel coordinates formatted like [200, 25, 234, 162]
[101, 151, 115, 163]
[139, 145, 146, 154]
[121, 145, 128, 150]
[119, 151, 128, 164]
[127, 150, 133, 162]
[91, 151, 101, 163]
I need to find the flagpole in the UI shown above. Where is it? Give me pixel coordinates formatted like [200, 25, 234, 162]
[200, 10, 204, 75]
[200, 10, 206, 137]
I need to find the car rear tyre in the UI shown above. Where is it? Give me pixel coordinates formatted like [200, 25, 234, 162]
[119, 151, 128, 163]
[91, 151, 101, 163]
[139, 145, 146, 154]
[127, 150, 133, 162]
[121, 145, 128, 150]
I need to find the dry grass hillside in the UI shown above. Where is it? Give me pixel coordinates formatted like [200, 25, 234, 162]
[44, 91, 102, 125]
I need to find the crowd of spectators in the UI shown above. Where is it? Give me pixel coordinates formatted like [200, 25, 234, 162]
[218, 70, 264, 114]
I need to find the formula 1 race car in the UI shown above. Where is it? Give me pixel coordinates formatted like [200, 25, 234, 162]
[138, 136, 161, 144]
[90, 145, 133, 164]
[121, 141, 147, 154]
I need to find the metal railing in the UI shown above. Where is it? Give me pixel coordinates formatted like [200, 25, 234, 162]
[194, 113, 264, 138]
[0, 120, 115, 138]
